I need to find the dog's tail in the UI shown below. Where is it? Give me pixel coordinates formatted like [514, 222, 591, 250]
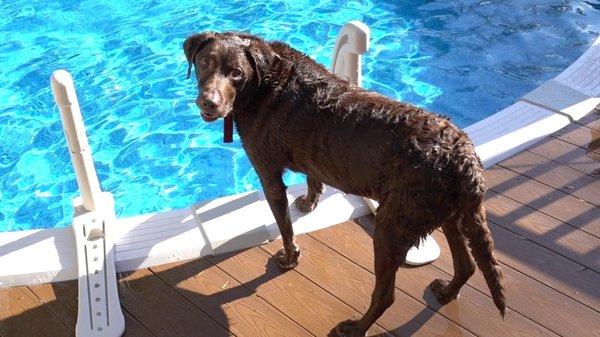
[459, 186, 507, 317]
[452, 145, 506, 317]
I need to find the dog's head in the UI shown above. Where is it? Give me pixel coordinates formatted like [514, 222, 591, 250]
[184, 32, 280, 122]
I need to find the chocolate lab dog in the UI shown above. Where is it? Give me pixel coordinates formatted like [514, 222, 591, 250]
[184, 32, 506, 336]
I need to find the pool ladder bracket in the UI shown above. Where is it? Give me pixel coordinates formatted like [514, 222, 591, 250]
[72, 194, 125, 337]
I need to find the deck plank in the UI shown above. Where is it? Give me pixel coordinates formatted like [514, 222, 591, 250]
[527, 135, 600, 177]
[260, 235, 474, 337]
[149, 258, 311, 337]
[553, 116, 600, 154]
[488, 214, 599, 309]
[308, 221, 558, 337]
[427, 230, 600, 336]
[0, 286, 73, 337]
[575, 111, 600, 131]
[499, 150, 600, 206]
[117, 268, 230, 337]
[24, 282, 77, 331]
[206, 245, 394, 337]
[484, 165, 600, 237]
[482, 192, 600, 309]
[484, 190, 599, 272]
[26, 281, 155, 337]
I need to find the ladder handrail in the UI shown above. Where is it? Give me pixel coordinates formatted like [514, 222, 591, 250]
[51, 70, 103, 212]
[330, 21, 370, 86]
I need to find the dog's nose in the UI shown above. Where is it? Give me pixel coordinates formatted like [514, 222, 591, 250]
[199, 92, 221, 111]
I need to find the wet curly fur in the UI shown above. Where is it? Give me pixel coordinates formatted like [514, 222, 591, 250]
[184, 31, 507, 336]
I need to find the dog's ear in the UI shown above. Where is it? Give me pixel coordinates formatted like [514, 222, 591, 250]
[184, 32, 217, 79]
[244, 42, 281, 86]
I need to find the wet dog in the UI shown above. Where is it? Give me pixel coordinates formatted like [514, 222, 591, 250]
[184, 31, 506, 336]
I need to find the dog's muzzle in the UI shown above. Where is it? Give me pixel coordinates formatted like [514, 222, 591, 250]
[197, 91, 222, 122]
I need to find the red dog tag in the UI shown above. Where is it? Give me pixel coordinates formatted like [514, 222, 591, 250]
[223, 114, 233, 143]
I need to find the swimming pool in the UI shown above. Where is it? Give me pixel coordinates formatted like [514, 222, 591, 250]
[1, 0, 599, 231]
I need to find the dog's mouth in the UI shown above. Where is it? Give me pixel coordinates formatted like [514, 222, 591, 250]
[200, 107, 233, 123]
[200, 111, 220, 122]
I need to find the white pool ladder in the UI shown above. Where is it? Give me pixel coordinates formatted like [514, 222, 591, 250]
[51, 70, 125, 337]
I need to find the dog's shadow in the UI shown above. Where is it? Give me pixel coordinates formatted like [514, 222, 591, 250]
[118, 249, 286, 337]
[147, 245, 443, 337]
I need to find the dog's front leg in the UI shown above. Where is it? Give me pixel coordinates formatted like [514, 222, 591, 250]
[259, 170, 300, 269]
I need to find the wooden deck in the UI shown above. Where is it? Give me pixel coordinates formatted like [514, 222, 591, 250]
[1, 112, 599, 337]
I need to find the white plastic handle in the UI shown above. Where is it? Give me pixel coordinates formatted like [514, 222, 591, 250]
[331, 21, 370, 86]
[51, 70, 103, 212]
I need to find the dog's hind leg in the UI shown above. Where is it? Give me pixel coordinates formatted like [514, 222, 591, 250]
[336, 206, 415, 337]
[429, 219, 476, 304]
[293, 176, 324, 213]
[258, 169, 300, 269]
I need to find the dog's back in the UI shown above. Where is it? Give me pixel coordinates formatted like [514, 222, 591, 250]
[262, 41, 478, 203]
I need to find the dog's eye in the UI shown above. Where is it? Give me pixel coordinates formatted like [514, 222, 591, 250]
[200, 57, 211, 69]
[231, 68, 243, 79]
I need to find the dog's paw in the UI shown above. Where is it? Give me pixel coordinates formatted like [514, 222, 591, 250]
[335, 320, 366, 337]
[275, 247, 300, 270]
[293, 195, 317, 213]
[429, 279, 459, 304]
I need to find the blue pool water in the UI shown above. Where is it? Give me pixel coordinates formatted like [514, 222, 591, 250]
[1, 0, 599, 231]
